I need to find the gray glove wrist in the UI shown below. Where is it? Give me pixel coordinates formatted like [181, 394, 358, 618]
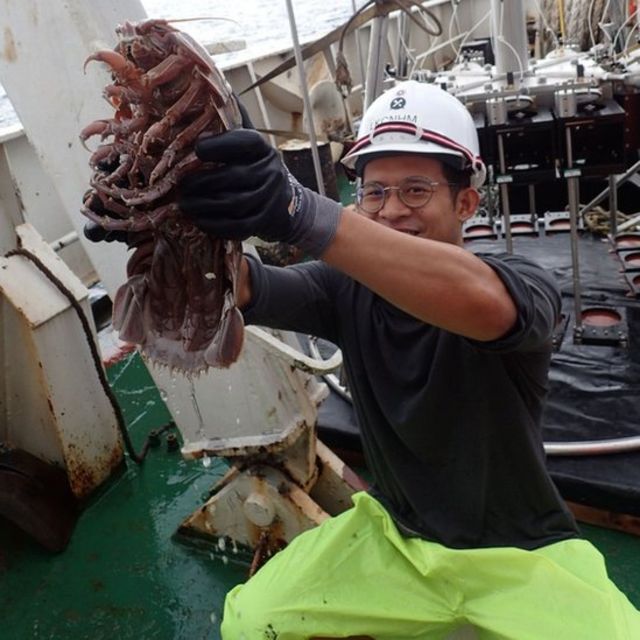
[285, 175, 343, 258]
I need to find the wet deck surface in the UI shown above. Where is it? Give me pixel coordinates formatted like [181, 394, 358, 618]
[0, 354, 246, 640]
[1, 352, 639, 639]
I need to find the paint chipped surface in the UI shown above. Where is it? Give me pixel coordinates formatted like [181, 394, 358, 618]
[2, 27, 17, 62]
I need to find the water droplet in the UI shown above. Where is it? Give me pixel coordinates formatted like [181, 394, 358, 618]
[204, 272, 216, 280]
[159, 389, 168, 401]
[202, 454, 212, 468]
[228, 385, 233, 392]
[221, 555, 229, 565]
[210, 611, 217, 625]
[232, 539, 238, 554]
[236, 417, 241, 425]
[217, 537, 226, 552]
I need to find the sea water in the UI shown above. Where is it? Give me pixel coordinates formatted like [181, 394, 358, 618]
[0, 0, 362, 133]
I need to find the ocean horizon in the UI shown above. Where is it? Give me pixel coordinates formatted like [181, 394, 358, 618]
[0, 0, 361, 133]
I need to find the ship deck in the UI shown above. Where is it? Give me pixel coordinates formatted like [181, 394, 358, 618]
[2, 351, 640, 640]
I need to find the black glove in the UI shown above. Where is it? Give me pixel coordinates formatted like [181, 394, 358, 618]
[177, 129, 342, 258]
[83, 221, 129, 244]
[82, 190, 129, 244]
[81, 99, 255, 246]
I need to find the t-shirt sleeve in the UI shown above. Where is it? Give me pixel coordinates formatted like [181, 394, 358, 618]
[469, 252, 561, 353]
[242, 255, 341, 342]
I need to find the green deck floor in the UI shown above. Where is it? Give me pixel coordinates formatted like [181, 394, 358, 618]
[1, 354, 245, 640]
[2, 352, 640, 639]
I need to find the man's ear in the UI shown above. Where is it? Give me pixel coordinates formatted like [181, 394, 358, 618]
[455, 187, 480, 223]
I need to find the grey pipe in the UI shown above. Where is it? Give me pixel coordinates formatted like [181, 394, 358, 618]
[284, 0, 326, 196]
[490, 0, 529, 79]
[545, 436, 640, 456]
[609, 174, 618, 235]
[308, 338, 640, 457]
[364, 15, 389, 109]
[496, 133, 513, 254]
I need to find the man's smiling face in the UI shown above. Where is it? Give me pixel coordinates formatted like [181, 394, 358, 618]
[360, 154, 478, 246]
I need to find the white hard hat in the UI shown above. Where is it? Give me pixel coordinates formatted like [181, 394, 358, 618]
[342, 80, 486, 188]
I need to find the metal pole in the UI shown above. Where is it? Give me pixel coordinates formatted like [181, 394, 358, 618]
[49, 230, 79, 253]
[284, 0, 326, 197]
[364, 15, 390, 110]
[396, 11, 411, 79]
[567, 175, 582, 331]
[497, 133, 513, 254]
[490, 0, 529, 80]
[565, 127, 583, 337]
[351, 0, 367, 90]
[528, 184, 536, 223]
[608, 173, 618, 236]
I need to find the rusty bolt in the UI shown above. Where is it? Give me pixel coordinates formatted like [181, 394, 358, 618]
[243, 492, 275, 527]
[166, 433, 180, 452]
[148, 430, 161, 448]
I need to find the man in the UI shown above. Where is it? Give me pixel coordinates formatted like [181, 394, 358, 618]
[91, 81, 640, 638]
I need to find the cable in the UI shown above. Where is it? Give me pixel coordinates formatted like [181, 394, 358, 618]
[452, 0, 462, 37]
[599, 0, 613, 53]
[497, 0, 525, 81]
[624, 18, 640, 55]
[454, 9, 491, 64]
[447, 0, 460, 60]
[614, 9, 639, 55]
[4, 247, 174, 464]
[588, 0, 598, 47]
[409, 32, 467, 77]
[410, 0, 491, 76]
[533, 0, 560, 50]
[335, 0, 443, 95]
[397, 14, 417, 73]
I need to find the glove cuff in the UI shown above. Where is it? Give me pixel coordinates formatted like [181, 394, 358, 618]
[286, 178, 343, 258]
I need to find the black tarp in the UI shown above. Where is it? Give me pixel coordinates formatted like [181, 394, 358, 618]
[315, 230, 640, 516]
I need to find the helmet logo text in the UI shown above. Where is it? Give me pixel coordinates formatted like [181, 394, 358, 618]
[371, 114, 417, 129]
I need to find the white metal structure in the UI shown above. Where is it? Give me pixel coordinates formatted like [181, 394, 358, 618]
[0, 0, 365, 544]
[0, 224, 122, 499]
[0, 0, 333, 456]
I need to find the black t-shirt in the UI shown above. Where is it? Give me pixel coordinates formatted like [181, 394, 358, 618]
[243, 252, 579, 550]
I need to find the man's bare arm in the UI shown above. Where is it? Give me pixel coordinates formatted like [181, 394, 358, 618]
[322, 208, 517, 341]
[236, 256, 253, 310]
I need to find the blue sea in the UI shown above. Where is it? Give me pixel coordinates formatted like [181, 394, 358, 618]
[0, 0, 362, 133]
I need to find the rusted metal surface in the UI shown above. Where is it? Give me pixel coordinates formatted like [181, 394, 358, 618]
[0, 447, 79, 552]
[187, 418, 309, 460]
[178, 435, 368, 555]
[0, 225, 123, 500]
[310, 439, 368, 515]
[63, 441, 124, 501]
[179, 463, 330, 554]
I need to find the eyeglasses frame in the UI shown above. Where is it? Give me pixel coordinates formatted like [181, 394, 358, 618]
[354, 176, 460, 214]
